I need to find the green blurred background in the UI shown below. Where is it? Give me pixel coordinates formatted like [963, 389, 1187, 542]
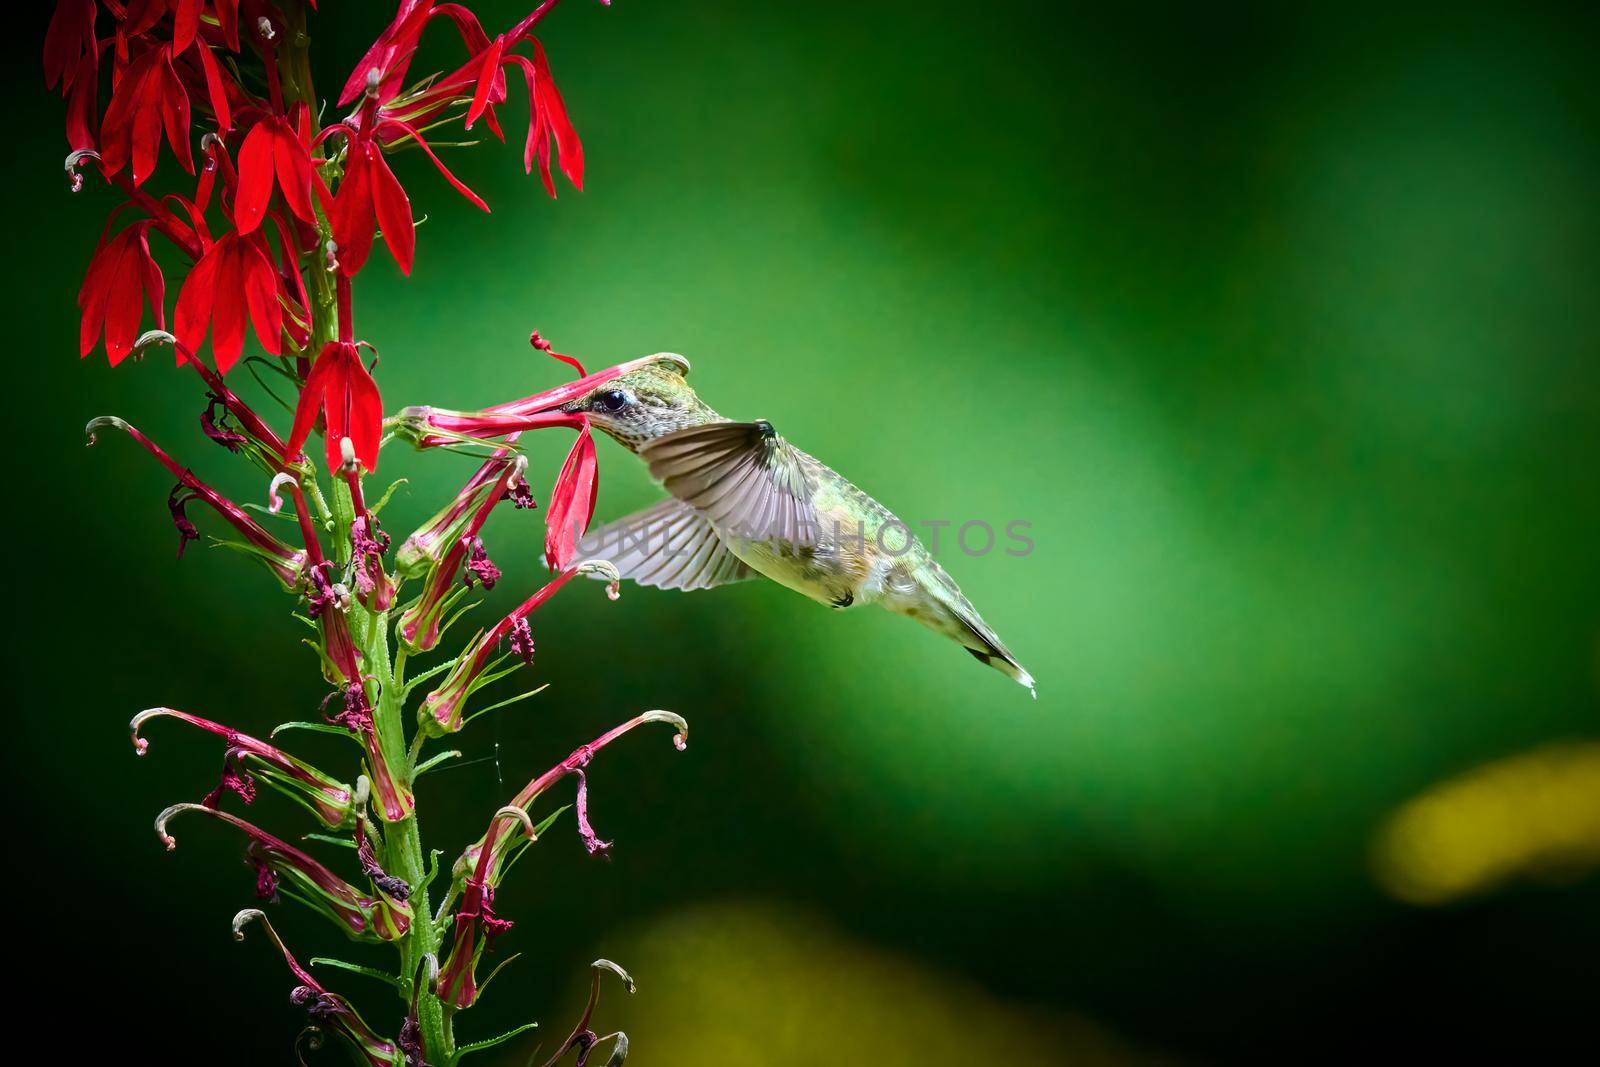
[9, 1, 1600, 1062]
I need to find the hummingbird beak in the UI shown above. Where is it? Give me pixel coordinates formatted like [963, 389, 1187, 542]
[487, 354, 691, 419]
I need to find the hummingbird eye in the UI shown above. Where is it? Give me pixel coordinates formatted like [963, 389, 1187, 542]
[592, 389, 630, 414]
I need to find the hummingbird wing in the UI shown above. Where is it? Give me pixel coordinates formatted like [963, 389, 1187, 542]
[640, 420, 818, 549]
[577, 498, 756, 591]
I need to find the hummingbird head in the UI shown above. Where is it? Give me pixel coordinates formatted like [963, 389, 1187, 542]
[560, 354, 721, 451]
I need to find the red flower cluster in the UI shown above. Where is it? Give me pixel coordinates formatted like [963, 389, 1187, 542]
[56, 0, 587, 469]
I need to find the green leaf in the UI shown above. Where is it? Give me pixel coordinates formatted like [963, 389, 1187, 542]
[402, 656, 463, 696]
[471, 951, 523, 1002]
[271, 721, 359, 742]
[415, 848, 443, 897]
[302, 832, 357, 849]
[461, 684, 550, 726]
[453, 1020, 539, 1061]
[413, 750, 463, 778]
[309, 957, 406, 991]
[437, 589, 480, 640]
[241, 502, 299, 522]
[498, 806, 571, 880]
[368, 477, 409, 516]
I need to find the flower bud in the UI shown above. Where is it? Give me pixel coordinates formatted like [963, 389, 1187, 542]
[158, 804, 407, 942]
[131, 708, 354, 827]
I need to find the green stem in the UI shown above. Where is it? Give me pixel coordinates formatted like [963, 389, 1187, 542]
[279, 8, 455, 1061]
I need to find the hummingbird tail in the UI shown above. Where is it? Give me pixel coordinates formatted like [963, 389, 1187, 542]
[942, 596, 1035, 696]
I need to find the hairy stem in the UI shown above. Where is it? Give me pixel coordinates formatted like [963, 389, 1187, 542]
[280, 7, 454, 1059]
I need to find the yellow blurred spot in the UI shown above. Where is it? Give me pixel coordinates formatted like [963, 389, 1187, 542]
[556, 902, 1179, 1067]
[1372, 741, 1600, 905]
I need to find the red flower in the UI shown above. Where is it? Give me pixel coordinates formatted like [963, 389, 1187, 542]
[235, 111, 317, 233]
[328, 138, 414, 276]
[545, 424, 598, 570]
[99, 43, 194, 185]
[174, 231, 284, 371]
[43, 0, 96, 95]
[288, 342, 383, 473]
[337, 0, 439, 108]
[509, 40, 583, 195]
[44, 0, 99, 150]
[78, 217, 164, 365]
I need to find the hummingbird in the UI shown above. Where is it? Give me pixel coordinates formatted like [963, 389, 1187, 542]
[563, 355, 1034, 693]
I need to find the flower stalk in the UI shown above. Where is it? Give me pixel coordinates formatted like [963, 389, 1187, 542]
[60, 0, 679, 1060]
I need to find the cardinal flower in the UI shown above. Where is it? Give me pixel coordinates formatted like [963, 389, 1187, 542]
[43, 0, 95, 95]
[85, 416, 306, 588]
[158, 804, 410, 942]
[511, 41, 584, 196]
[99, 43, 194, 185]
[44, 0, 99, 150]
[235, 910, 405, 1067]
[398, 456, 527, 652]
[174, 231, 285, 371]
[438, 711, 687, 1009]
[545, 424, 598, 570]
[328, 136, 415, 276]
[287, 341, 382, 473]
[235, 110, 317, 232]
[132, 708, 355, 828]
[78, 216, 164, 365]
[418, 562, 615, 734]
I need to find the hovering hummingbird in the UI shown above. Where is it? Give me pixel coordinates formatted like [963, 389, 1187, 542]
[564, 355, 1034, 693]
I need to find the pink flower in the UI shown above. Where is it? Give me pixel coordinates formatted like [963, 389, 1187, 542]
[418, 563, 610, 735]
[131, 708, 355, 828]
[85, 416, 306, 588]
[438, 711, 688, 1009]
[234, 910, 406, 1067]
[157, 804, 411, 942]
[398, 456, 528, 652]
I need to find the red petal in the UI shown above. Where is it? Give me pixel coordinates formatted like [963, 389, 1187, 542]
[194, 39, 233, 133]
[99, 50, 156, 176]
[333, 349, 383, 472]
[369, 150, 415, 275]
[242, 235, 283, 356]
[433, 3, 491, 53]
[466, 37, 504, 132]
[210, 238, 247, 372]
[215, 0, 240, 51]
[379, 118, 489, 212]
[158, 50, 195, 175]
[78, 233, 121, 357]
[234, 120, 276, 234]
[137, 223, 166, 333]
[273, 124, 317, 225]
[130, 58, 166, 185]
[533, 41, 583, 192]
[331, 144, 376, 276]
[544, 426, 599, 570]
[287, 341, 340, 461]
[64, 47, 99, 151]
[172, 0, 200, 54]
[44, 0, 95, 91]
[103, 234, 146, 366]
[174, 237, 222, 361]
